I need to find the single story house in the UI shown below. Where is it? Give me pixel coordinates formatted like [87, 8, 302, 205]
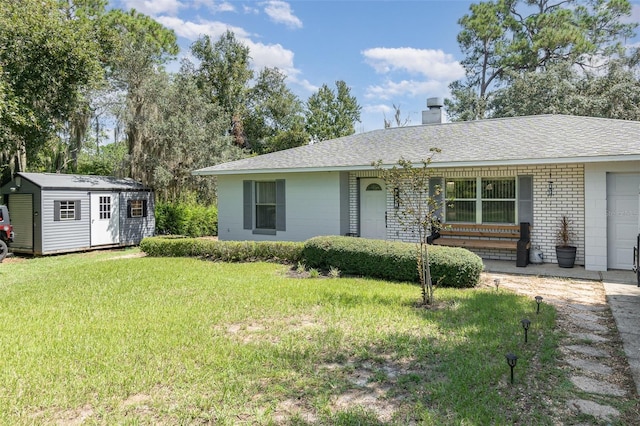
[193, 101, 640, 272]
[0, 172, 155, 255]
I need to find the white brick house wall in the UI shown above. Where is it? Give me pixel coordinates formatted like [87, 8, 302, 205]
[349, 164, 585, 265]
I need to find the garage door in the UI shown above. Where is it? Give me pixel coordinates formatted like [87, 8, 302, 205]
[607, 173, 640, 270]
[8, 193, 33, 250]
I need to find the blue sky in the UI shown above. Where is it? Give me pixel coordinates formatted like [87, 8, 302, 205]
[111, 0, 640, 133]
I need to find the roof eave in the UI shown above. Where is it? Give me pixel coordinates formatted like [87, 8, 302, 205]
[192, 154, 640, 176]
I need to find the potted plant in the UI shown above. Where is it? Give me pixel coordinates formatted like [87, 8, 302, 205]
[555, 216, 577, 268]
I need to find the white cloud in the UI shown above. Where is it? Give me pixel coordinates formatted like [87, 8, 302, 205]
[364, 103, 394, 115]
[362, 47, 464, 80]
[193, 1, 236, 13]
[155, 16, 311, 91]
[261, 1, 303, 29]
[121, 0, 184, 16]
[155, 16, 250, 41]
[364, 79, 448, 101]
[244, 5, 260, 14]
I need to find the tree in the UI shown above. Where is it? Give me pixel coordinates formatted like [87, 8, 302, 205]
[447, 0, 637, 120]
[192, 31, 253, 149]
[373, 149, 443, 305]
[0, 0, 104, 173]
[383, 104, 411, 128]
[305, 81, 362, 142]
[491, 55, 640, 120]
[245, 67, 308, 154]
[133, 62, 245, 204]
[105, 9, 178, 181]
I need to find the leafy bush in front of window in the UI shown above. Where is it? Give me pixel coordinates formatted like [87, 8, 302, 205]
[140, 237, 303, 263]
[155, 202, 218, 237]
[302, 236, 482, 288]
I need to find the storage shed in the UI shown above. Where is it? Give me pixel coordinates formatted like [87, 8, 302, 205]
[0, 172, 155, 255]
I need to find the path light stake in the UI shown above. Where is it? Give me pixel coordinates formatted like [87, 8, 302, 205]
[494, 278, 500, 290]
[521, 318, 531, 343]
[535, 296, 543, 314]
[505, 353, 518, 384]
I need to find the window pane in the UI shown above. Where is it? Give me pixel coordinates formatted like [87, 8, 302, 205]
[60, 201, 76, 220]
[446, 179, 476, 199]
[131, 200, 143, 217]
[482, 201, 515, 223]
[446, 200, 476, 222]
[256, 205, 276, 229]
[256, 182, 276, 204]
[99, 196, 111, 220]
[482, 178, 515, 199]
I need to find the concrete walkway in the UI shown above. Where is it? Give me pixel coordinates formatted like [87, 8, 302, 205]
[484, 259, 640, 396]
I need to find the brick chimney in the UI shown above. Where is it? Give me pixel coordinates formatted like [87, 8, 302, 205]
[422, 97, 446, 124]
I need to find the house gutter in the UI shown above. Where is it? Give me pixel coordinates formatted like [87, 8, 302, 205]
[192, 154, 640, 176]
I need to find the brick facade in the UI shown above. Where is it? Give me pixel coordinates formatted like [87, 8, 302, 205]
[349, 164, 585, 265]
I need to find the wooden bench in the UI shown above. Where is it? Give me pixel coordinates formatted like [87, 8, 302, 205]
[431, 223, 531, 251]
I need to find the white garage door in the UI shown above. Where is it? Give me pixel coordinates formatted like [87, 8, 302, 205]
[8, 193, 33, 250]
[607, 173, 640, 270]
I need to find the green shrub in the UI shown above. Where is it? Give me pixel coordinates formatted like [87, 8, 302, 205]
[140, 237, 303, 263]
[302, 236, 483, 288]
[155, 202, 218, 237]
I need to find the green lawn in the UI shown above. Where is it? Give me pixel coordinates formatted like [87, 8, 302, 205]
[0, 249, 560, 425]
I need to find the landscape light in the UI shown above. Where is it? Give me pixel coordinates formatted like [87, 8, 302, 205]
[521, 318, 531, 343]
[535, 296, 543, 314]
[505, 353, 518, 384]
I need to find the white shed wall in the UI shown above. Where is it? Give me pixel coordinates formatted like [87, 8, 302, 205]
[217, 172, 344, 241]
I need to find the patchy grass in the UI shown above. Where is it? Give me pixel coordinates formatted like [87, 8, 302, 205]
[0, 249, 559, 425]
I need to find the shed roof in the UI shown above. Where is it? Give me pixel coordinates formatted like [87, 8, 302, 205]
[193, 114, 640, 175]
[16, 173, 149, 191]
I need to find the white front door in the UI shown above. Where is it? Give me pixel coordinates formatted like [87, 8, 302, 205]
[607, 173, 640, 269]
[360, 178, 387, 239]
[90, 193, 119, 246]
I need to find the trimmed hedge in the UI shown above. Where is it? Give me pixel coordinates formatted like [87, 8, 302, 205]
[140, 236, 303, 263]
[302, 236, 483, 288]
[139, 235, 483, 288]
[155, 202, 218, 237]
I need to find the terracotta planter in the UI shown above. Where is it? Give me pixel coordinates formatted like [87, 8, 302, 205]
[556, 246, 577, 268]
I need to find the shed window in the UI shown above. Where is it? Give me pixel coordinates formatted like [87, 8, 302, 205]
[127, 199, 148, 218]
[54, 200, 81, 221]
[99, 196, 111, 220]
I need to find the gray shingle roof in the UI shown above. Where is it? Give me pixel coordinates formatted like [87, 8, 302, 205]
[18, 172, 148, 190]
[193, 114, 640, 175]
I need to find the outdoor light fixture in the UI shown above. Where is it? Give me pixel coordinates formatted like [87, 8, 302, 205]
[547, 173, 554, 197]
[521, 318, 531, 343]
[393, 187, 400, 209]
[535, 296, 543, 314]
[505, 353, 518, 384]
[494, 278, 500, 290]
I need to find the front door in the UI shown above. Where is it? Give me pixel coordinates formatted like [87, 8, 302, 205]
[360, 178, 387, 239]
[90, 193, 119, 246]
[607, 173, 640, 269]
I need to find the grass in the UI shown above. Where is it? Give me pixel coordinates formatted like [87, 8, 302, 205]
[0, 249, 559, 425]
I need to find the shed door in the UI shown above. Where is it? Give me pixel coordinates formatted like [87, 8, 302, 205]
[607, 173, 640, 269]
[90, 193, 119, 246]
[360, 178, 387, 239]
[8, 194, 33, 250]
